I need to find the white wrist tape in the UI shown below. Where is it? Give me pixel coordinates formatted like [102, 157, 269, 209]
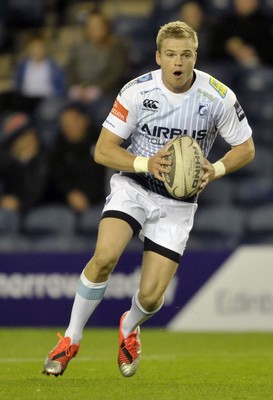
[212, 161, 226, 178]
[133, 156, 149, 173]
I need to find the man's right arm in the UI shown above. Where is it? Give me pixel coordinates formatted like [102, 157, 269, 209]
[94, 127, 171, 181]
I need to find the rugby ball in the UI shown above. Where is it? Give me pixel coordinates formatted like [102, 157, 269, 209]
[163, 135, 204, 199]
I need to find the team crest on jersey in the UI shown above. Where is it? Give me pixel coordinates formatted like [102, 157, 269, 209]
[137, 72, 152, 83]
[209, 77, 227, 98]
[120, 73, 153, 95]
[198, 102, 210, 116]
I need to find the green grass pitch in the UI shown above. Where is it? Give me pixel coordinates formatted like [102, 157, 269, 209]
[1, 328, 273, 400]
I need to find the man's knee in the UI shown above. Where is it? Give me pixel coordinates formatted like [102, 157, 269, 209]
[138, 290, 163, 313]
[85, 245, 120, 280]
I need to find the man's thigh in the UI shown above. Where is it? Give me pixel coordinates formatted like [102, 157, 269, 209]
[139, 251, 178, 300]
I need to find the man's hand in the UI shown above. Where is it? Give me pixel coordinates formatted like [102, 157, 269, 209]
[198, 159, 215, 193]
[148, 149, 172, 182]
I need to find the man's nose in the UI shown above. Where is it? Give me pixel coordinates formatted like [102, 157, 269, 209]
[174, 56, 182, 65]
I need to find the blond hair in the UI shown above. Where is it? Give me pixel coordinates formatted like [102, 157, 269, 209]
[156, 21, 198, 52]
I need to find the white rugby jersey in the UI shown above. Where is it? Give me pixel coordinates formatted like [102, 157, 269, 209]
[103, 68, 252, 200]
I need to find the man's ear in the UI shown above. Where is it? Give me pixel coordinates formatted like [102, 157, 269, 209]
[155, 50, 161, 66]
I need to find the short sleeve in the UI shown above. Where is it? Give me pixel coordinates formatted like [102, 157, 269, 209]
[217, 98, 252, 146]
[103, 87, 138, 140]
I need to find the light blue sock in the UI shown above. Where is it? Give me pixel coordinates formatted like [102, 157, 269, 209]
[65, 270, 107, 344]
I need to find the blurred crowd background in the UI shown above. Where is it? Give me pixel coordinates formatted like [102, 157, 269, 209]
[0, 0, 273, 252]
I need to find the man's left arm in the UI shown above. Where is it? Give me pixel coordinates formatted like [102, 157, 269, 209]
[200, 137, 255, 191]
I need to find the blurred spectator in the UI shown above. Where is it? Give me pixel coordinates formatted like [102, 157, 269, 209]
[67, 10, 129, 104]
[178, 1, 213, 67]
[209, 0, 273, 67]
[0, 112, 50, 213]
[14, 34, 66, 100]
[0, 34, 66, 116]
[49, 103, 106, 213]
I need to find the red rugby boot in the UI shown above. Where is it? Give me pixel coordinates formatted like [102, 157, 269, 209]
[118, 312, 141, 377]
[43, 333, 80, 376]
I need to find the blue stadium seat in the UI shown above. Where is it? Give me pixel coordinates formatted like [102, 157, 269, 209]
[238, 67, 273, 94]
[0, 235, 33, 252]
[35, 97, 68, 149]
[244, 205, 273, 243]
[233, 177, 273, 207]
[149, 0, 186, 31]
[26, 235, 95, 252]
[239, 91, 273, 123]
[77, 204, 104, 237]
[198, 178, 234, 206]
[127, 38, 156, 71]
[0, 208, 20, 235]
[113, 15, 152, 40]
[203, 0, 233, 16]
[190, 205, 245, 249]
[231, 145, 273, 180]
[201, 61, 237, 89]
[250, 121, 273, 145]
[23, 205, 77, 237]
[236, 67, 273, 124]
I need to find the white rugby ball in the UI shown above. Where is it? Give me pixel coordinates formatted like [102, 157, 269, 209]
[163, 135, 204, 199]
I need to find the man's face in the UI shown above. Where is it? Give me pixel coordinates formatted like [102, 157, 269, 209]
[156, 38, 197, 93]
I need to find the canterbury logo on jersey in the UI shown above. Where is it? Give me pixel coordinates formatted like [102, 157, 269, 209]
[141, 124, 207, 140]
[142, 99, 159, 110]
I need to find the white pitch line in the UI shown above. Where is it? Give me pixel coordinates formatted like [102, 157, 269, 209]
[0, 354, 177, 364]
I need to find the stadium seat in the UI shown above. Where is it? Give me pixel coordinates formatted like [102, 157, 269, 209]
[113, 15, 152, 40]
[231, 144, 273, 180]
[26, 234, 96, 252]
[198, 178, 234, 206]
[233, 177, 273, 208]
[244, 205, 273, 243]
[77, 204, 104, 237]
[35, 97, 68, 149]
[203, 0, 233, 16]
[23, 204, 77, 237]
[238, 67, 273, 94]
[201, 61, 237, 89]
[239, 91, 273, 123]
[149, 0, 185, 31]
[0, 208, 20, 234]
[0, 234, 32, 252]
[127, 38, 156, 71]
[191, 205, 245, 249]
[251, 121, 273, 146]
